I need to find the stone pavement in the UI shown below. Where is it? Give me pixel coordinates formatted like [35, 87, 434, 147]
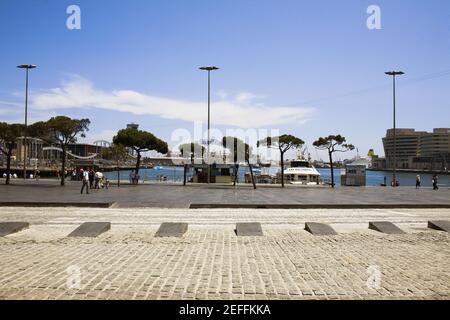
[1, 180, 450, 208]
[0, 207, 449, 300]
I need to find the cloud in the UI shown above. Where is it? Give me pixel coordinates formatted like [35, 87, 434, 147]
[30, 75, 315, 128]
[235, 92, 264, 104]
[0, 101, 57, 123]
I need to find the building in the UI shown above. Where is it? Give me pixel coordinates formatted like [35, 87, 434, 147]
[382, 128, 450, 171]
[382, 129, 425, 169]
[67, 143, 102, 158]
[411, 128, 450, 171]
[127, 123, 139, 130]
[419, 128, 450, 156]
[340, 164, 366, 186]
[371, 155, 386, 170]
[16, 137, 44, 163]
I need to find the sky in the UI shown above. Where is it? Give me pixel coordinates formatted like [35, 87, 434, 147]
[1, 0, 449, 161]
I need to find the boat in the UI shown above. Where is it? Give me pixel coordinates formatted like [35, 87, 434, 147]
[280, 159, 321, 185]
[251, 165, 262, 174]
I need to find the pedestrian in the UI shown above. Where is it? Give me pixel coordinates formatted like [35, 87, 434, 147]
[94, 172, 99, 189]
[432, 174, 439, 190]
[89, 168, 95, 189]
[415, 175, 421, 189]
[80, 168, 89, 194]
[95, 171, 103, 189]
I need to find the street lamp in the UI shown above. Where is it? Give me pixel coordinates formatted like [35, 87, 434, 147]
[17, 64, 37, 180]
[385, 70, 404, 187]
[199, 66, 219, 184]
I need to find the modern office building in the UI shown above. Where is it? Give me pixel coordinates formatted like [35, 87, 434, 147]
[382, 128, 450, 171]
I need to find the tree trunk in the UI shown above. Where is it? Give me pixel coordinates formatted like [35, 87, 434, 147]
[248, 160, 256, 189]
[329, 150, 335, 188]
[183, 164, 187, 186]
[280, 152, 285, 188]
[5, 149, 12, 185]
[60, 145, 66, 186]
[234, 164, 239, 186]
[135, 152, 141, 175]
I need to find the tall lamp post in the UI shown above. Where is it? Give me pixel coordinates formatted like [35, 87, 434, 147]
[385, 70, 404, 187]
[17, 64, 37, 180]
[199, 66, 219, 184]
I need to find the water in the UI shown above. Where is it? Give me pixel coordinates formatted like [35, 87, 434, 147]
[104, 166, 450, 187]
[316, 168, 450, 187]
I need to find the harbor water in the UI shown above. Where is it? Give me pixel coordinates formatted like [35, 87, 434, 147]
[104, 166, 450, 187]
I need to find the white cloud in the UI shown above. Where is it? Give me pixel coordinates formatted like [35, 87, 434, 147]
[235, 92, 264, 103]
[30, 75, 315, 128]
[0, 101, 57, 123]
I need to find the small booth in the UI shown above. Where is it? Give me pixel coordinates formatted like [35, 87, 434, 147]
[190, 163, 236, 184]
[341, 164, 366, 186]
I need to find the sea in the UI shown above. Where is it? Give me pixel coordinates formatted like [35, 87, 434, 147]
[104, 166, 450, 187]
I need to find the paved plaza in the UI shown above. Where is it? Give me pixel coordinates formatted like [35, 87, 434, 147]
[0, 207, 449, 300]
[1, 180, 450, 208]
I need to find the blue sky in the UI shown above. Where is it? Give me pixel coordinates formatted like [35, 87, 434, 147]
[1, 0, 449, 160]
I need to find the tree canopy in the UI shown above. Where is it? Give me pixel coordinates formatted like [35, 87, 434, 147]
[312, 135, 354, 153]
[113, 128, 168, 154]
[222, 136, 252, 163]
[113, 128, 168, 175]
[257, 134, 304, 153]
[258, 134, 304, 188]
[222, 136, 256, 189]
[313, 134, 354, 187]
[29, 116, 90, 146]
[0, 122, 26, 150]
[178, 142, 205, 159]
[101, 143, 129, 161]
[0, 122, 26, 185]
[28, 116, 90, 186]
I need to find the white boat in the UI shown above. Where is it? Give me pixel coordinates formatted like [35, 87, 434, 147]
[281, 160, 321, 185]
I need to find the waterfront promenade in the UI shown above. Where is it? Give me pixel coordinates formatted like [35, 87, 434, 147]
[0, 179, 450, 208]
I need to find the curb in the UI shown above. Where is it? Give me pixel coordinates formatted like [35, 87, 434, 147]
[189, 203, 450, 209]
[0, 202, 115, 208]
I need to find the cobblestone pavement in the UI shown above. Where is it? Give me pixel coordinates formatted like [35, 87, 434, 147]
[0, 208, 449, 300]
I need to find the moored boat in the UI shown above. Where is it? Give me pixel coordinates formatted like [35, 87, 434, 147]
[279, 160, 321, 185]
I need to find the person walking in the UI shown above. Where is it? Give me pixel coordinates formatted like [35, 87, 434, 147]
[415, 175, 421, 189]
[88, 168, 95, 189]
[79, 168, 84, 181]
[80, 168, 89, 194]
[432, 174, 439, 190]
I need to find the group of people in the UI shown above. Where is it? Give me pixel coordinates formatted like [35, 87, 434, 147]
[80, 167, 109, 194]
[129, 171, 140, 185]
[415, 174, 440, 190]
